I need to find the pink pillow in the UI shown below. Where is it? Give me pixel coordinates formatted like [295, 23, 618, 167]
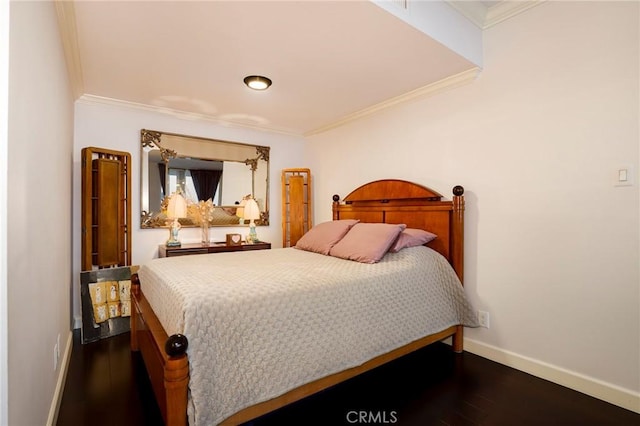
[295, 220, 359, 255]
[329, 223, 406, 264]
[389, 228, 437, 253]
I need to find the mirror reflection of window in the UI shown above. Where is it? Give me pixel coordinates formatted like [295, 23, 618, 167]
[220, 161, 252, 206]
[167, 168, 222, 206]
[168, 169, 222, 206]
[167, 169, 193, 203]
[189, 169, 223, 204]
[166, 157, 224, 204]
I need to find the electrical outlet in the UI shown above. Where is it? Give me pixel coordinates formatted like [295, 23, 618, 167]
[53, 343, 58, 370]
[53, 333, 61, 370]
[478, 310, 490, 328]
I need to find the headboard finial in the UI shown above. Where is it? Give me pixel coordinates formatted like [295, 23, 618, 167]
[453, 185, 464, 196]
[332, 194, 340, 202]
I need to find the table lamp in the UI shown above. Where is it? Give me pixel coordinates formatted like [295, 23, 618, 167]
[166, 192, 187, 247]
[243, 198, 261, 243]
[236, 198, 247, 224]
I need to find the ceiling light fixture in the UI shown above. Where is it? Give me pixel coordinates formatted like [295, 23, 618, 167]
[244, 75, 272, 91]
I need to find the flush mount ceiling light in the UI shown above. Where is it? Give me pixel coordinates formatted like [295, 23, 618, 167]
[244, 75, 272, 91]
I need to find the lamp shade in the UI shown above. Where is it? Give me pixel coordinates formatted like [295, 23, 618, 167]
[166, 192, 187, 219]
[236, 198, 247, 218]
[243, 198, 260, 221]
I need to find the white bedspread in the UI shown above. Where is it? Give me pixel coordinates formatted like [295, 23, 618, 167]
[138, 246, 478, 425]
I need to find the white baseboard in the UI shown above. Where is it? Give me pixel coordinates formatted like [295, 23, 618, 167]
[464, 338, 640, 414]
[46, 330, 73, 426]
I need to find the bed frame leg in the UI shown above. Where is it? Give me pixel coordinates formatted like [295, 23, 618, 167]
[164, 335, 189, 426]
[452, 325, 464, 353]
[164, 355, 189, 426]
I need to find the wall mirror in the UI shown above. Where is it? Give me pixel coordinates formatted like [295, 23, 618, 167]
[140, 129, 269, 228]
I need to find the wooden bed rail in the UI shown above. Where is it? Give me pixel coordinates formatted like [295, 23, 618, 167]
[131, 273, 189, 426]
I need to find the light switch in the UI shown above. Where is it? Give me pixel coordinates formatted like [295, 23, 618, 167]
[618, 169, 628, 182]
[614, 165, 635, 187]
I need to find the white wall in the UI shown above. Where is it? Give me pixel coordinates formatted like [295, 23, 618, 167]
[307, 1, 639, 410]
[0, 0, 9, 423]
[7, 2, 75, 425]
[72, 101, 307, 324]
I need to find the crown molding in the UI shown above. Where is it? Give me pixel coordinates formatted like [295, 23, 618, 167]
[54, 0, 84, 100]
[447, 1, 546, 30]
[78, 67, 480, 139]
[446, 1, 488, 29]
[305, 67, 480, 136]
[484, 1, 546, 29]
[76, 94, 303, 137]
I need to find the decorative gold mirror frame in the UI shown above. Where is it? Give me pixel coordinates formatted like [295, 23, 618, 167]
[140, 129, 270, 228]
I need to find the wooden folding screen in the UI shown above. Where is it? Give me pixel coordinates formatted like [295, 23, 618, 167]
[281, 168, 312, 247]
[81, 147, 132, 270]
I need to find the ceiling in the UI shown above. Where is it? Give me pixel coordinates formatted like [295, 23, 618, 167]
[56, 1, 536, 136]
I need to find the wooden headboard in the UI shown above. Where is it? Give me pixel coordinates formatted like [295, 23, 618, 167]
[332, 179, 465, 282]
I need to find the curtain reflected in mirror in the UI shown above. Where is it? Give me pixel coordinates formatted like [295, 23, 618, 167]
[140, 129, 269, 228]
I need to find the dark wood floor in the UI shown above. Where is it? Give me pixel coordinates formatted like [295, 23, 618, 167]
[57, 330, 639, 426]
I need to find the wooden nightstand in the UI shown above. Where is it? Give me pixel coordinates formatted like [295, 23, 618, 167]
[159, 241, 271, 258]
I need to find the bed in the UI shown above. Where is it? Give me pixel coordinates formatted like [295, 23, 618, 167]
[131, 179, 476, 426]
